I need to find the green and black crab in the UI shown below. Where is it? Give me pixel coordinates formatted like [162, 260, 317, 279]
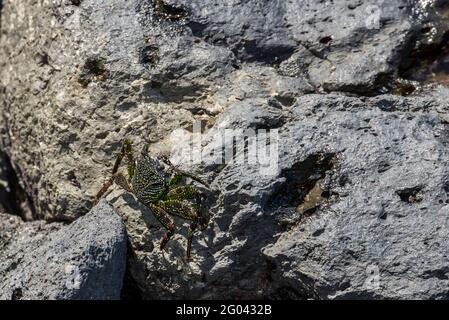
[95, 138, 209, 261]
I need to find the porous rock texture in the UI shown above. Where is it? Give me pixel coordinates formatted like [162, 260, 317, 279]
[0, 200, 127, 300]
[1, 0, 449, 299]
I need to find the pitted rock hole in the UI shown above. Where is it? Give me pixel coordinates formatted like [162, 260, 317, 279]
[267, 152, 337, 213]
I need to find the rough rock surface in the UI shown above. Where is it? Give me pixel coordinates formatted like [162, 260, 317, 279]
[261, 91, 449, 299]
[0, 200, 127, 299]
[104, 89, 449, 299]
[1, 0, 449, 299]
[2, 0, 448, 221]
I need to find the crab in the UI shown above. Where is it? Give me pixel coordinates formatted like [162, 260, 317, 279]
[95, 138, 209, 261]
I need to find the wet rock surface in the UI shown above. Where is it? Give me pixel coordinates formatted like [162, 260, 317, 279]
[0, 200, 127, 300]
[1, 0, 449, 299]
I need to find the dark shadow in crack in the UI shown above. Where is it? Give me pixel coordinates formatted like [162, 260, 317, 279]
[120, 240, 143, 300]
[186, 22, 296, 66]
[399, 2, 449, 87]
[154, 0, 187, 22]
[266, 152, 337, 210]
[0, 151, 36, 220]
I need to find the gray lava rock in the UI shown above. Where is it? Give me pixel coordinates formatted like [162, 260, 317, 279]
[1, 0, 444, 220]
[0, 200, 127, 299]
[261, 90, 449, 299]
[0, 152, 8, 214]
[104, 88, 449, 299]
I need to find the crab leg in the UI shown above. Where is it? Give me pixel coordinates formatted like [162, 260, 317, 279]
[159, 199, 200, 260]
[95, 138, 135, 203]
[148, 203, 176, 250]
[160, 155, 209, 188]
